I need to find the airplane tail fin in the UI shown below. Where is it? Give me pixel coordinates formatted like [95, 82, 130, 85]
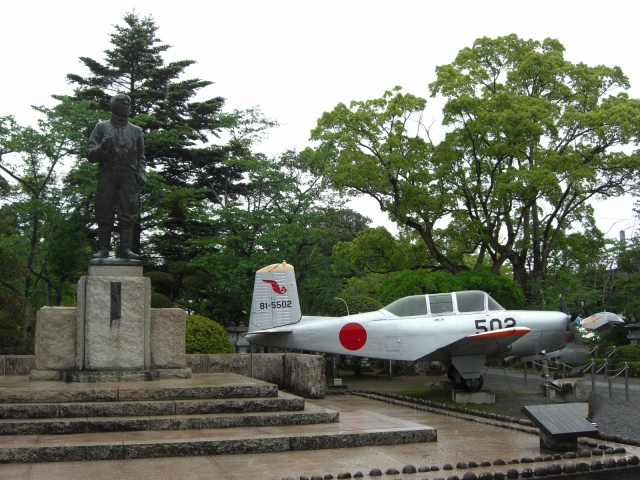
[249, 261, 302, 332]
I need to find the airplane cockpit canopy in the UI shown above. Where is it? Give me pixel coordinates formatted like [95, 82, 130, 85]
[384, 295, 428, 317]
[383, 290, 505, 318]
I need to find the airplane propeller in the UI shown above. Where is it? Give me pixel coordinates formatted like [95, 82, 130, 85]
[559, 294, 583, 324]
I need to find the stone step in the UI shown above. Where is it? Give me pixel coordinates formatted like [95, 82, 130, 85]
[0, 392, 304, 420]
[0, 423, 435, 463]
[0, 373, 278, 404]
[0, 402, 338, 435]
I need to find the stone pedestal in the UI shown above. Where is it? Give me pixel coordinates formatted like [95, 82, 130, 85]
[78, 265, 150, 371]
[31, 264, 190, 381]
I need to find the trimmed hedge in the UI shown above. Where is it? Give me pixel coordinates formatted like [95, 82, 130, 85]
[585, 358, 640, 377]
[612, 345, 640, 363]
[185, 315, 234, 354]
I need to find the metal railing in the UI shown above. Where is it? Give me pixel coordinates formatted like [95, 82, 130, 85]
[589, 358, 630, 400]
[520, 357, 631, 402]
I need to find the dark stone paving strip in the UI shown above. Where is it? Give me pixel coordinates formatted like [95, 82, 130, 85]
[0, 404, 59, 419]
[351, 391, 540, 435]
[289, 427, 436, 450]
[0, 389, 118, 405]
[0, 442, 125, 463]
[0, 410, 339, 435]
[0, 425, 431, 463]
[0, 384, 278, 405]
[0, 394, 297, 421]
[117, 384, 278, 401]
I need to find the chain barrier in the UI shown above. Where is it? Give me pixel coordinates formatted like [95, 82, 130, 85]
[590, 359, 630, 400]
[519, 356, 631, 402]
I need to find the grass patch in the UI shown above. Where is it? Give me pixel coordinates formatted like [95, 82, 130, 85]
[397, 382, 531, 419]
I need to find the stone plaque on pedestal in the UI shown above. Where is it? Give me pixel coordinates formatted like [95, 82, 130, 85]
[522, 403, 598, 451]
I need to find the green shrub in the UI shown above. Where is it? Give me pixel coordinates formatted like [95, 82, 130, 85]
[185, 315, 234, 354]
[150, 292, 173, 308]
[612, 345, 640, 363]
[585, 357, 640, 378]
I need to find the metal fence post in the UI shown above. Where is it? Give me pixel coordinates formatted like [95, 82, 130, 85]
[591, 359, 596, 394]
[604, 358, 608, 381]
[524, 362, 527, 384]
[608, 375, 613, 400]
[545, 376, 550, 404]
[625, 362, 630, 402]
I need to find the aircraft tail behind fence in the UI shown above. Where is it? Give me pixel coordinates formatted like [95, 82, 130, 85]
[249, 262, 302, 331]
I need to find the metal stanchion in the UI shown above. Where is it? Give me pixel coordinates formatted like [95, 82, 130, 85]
[625, 362, 630, 402]
[591, 359, 596, 394]
[332, 355, 337, 380]
[609, 375, 613, 399]
[524, 362, 527, 384]
[546, 376, 551, 404]
[604, 359, 608, 381]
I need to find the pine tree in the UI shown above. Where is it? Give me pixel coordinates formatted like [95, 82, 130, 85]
[56, 12, 274, 259]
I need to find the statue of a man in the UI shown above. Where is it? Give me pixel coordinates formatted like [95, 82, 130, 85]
[87, 94, 146, 260]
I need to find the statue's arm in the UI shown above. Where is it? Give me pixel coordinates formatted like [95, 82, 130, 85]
[87, 123, 105, 164]
[136, 130, 147, 184]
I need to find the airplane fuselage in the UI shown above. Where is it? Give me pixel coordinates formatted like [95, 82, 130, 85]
[247, 308, 567, 363]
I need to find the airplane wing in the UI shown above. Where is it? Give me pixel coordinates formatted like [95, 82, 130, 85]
[447, 327, 531, 357]
[245, 328, 293, 336]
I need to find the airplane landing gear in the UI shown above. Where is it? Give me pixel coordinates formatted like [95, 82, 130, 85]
[447, 367, 484, 392]
[462, 376, 483, 392]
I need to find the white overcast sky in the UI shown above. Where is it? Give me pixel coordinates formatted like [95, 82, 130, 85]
[2, 0, 638, 239]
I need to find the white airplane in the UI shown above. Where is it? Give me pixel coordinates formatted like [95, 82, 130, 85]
[559, 295, 625, 339]
[245, 262, 572, 391]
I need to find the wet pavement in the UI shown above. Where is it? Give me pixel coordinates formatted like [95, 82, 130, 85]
[1, 371, 639, 479]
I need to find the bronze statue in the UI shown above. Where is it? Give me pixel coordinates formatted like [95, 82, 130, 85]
[87, 94, 146, 260]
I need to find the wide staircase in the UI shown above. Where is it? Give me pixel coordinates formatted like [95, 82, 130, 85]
[0, 373, 434, 463]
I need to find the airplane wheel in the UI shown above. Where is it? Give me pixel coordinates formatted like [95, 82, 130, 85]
[462, 376, 484, 392]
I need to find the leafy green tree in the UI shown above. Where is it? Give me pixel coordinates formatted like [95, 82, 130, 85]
[190, 150, 370, 323]
[311, 35, 640, 303]
[0, 111, 93, 337]
[377, 268, 525, 309]
[429, 35, 640, 299]
[327, 296, 384, 317]
[332, 227, 434, 280]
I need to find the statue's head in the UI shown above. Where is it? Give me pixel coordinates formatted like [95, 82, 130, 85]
[110, 94, 131, 117]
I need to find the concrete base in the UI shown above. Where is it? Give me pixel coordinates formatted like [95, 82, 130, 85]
[29, 369, 65, 381]
[539, 430, 578, 451]
[32, 263, 189, 382]
[440, 380, 455, 391]
[452, 390, 495, 404]
[30, 369, 193, 382]
[155, 367, 192, 379]
[64, 370, 159, 382]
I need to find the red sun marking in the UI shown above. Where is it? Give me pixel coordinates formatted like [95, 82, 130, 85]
[339, 322, 367, 351]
